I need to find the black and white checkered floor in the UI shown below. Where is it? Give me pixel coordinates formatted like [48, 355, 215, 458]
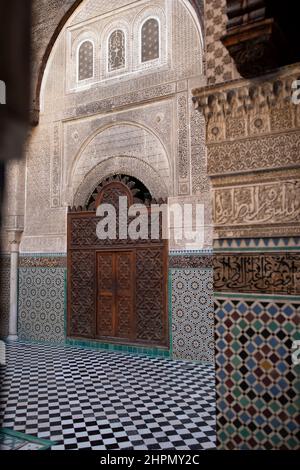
[0, 342, 216, 450]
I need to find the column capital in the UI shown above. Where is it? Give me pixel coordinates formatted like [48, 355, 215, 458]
[6, 229, 23, 248]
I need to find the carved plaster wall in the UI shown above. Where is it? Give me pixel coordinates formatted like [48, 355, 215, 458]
[193, 65, 300, 239]
[16, 0, 207, 254]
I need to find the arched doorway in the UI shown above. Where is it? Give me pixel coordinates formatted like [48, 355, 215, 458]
[67, 175, 169, 348]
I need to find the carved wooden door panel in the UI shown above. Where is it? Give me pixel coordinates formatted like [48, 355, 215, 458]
[96, 250, 134, 341]
[96, 252, 115, 338]
[115, 251, 134, 339]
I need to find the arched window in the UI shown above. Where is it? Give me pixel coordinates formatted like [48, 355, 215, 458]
[78, 40, 94, 81]
[141, 18, 160, 63]
[108, 30, 125, 72]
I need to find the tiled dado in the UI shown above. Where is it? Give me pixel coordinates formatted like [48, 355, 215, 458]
[16, 253, 215, 362]
[18, 255, 66, 344]
[215, 295, 300, 450]
[171, 267, 214, 363]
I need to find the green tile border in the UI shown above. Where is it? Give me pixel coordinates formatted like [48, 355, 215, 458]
[0, 428, 56, 450]
[19, 253, 67, 257]
[65, 338, 170, 358]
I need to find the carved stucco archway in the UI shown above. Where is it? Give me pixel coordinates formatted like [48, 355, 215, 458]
[71, 121, 171, 206]
[73, 155, 169, 207]
[32, 0, 204, 124]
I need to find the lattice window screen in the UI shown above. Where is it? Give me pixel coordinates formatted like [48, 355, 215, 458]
[108, 30, 125, 71]
[141, 18, 159, 63]
[78, 41, 94, 80]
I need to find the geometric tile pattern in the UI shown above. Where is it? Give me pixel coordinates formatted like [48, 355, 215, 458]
[0, 342, 216, 450]
[18, 268, 65, 343]
[205, 0, 236, 85]
[215, 297, 300, 450]
[171, 269, 214, 363]
[0, 259, 10, 339]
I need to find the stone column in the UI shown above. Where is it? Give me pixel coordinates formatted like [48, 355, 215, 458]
[7, 230, 22, 341]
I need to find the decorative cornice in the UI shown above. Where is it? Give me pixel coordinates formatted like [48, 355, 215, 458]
[192, 66, 300, 154]
[193, 67, 300, 123]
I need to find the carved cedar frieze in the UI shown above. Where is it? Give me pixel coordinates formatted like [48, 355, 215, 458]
[208, 132, 300, 175]
[214, 252, 300, 295]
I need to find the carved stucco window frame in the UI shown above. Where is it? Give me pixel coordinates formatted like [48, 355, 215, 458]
[133, 6, 167, 73]
[68, 28, 99, 91]
[101, 20, 131, 81]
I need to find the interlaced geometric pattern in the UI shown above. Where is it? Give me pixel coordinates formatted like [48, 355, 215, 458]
[215, 298, 300, 450]
[0, 343, 216, 450]
[78, 40, 93, 81]
[108, 30, 125, 71]
[141, 18, 159, 63]
[205, 0, 234, 85]
[18, 267, 65, 343]
[171, 269, 214, 363]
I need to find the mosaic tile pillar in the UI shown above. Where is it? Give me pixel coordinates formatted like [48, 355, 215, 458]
[18, 256, 66, 343]
[214, 243, 300, 449]
[169, 253, 214, 363]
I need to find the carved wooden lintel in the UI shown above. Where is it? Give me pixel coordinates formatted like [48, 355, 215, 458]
[221, 0, 298, 78]
[222, 18, 286, 78]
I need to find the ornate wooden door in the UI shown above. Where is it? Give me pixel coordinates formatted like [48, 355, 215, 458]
[96, 250, 134, 341]
[67, 175, 168, 348]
